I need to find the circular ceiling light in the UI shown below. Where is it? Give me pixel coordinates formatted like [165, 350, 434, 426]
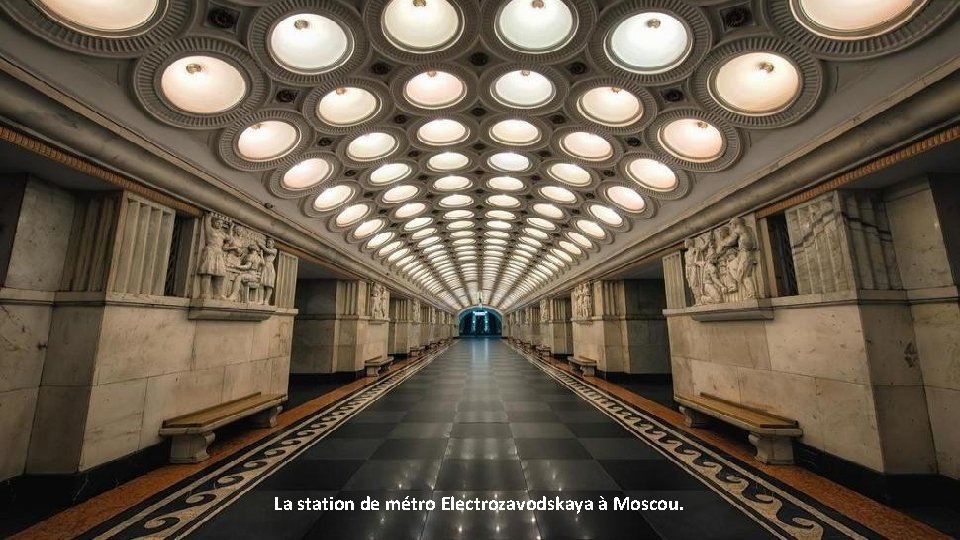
[267, 20, 353, 76]
[487, 194, 521, 208]
[404, 70, 466, 109]
[496, 0, 576, 52]
[576, 218, 606, 238]
[487, 176, 526, 192]
[487, 220, 513, 230]
[539, 185, 577, 204]
[396, 202, 427, 218]
[428, 151, 470, 171]
[577, 86, 642, 127]
[533, 203, 564, 219]
[492, 70, 555, 108]
[588, 203, 624, 226]
[237, 120, 300, 161]
[439, 194, 473, 207]
[383, 184, 419, 203]
[336, 203, 370, 227]
[711, 52, 801, 115]
[34, 0, 159, 33]
[659, 118, 724, 162]
[626, 158, 677, 191]
[566, 230, 593, 248]
[317, 87, 379, 126]
[405, 216, 433, 230]
[606, 186, 646, 213]
[160, 56, 246, 114]
[369, 162, 412, 185]
[489, 119, 541, 145]
[606, 11, 691, 74]
[347, 132, 398, 161]
[560, 131, 613, 161]
[354, 218, 386, 238]
[313, 185, 354, 211]
[486, 210, 516, 220]
[433, 175, 472, 191]
[528, 217, 556, 230]
[448, 220, 474, 230]
[547, 162, 591, 186]
[411, 226, 437, 239]
[382, 0, 462, 52]
[417, 118, 469, 145]
[791, 0, 926, 39]
[487, 152, 530, 172]
[281, 157, 332, 190]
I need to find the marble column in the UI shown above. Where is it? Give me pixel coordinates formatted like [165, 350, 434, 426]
[542, 296, 574, 358]
[388, 296, 415, 357]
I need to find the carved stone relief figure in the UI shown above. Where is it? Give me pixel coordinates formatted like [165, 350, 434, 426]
[194, 212, 278, 305]
[412, 300, 421, 322]
[683, 217, 762, 306]
[572, 282, 593, 319]
[370, 283, 388, 319]
[196, 214, 229, 299]
[540, 299, 550, 322]
[261, 237, 278, 305]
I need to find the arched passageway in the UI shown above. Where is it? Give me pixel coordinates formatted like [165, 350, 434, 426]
[458, 308, 502, 336]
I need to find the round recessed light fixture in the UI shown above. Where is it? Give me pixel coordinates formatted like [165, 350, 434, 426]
[606, 11, 691, 74]
[160, 56, 247, 114]
[396, 202, 427, 218]
[577, 86, 643, 127]
[269, 13, 351, 73]
[336, 203, 370, 227]
[428, 151, 470, 171]
[313, 185, 355, 211]
[560, 131, 613, 161]
[487, 194, 521, 208]
[354, 218, 386, 238]
[417, 118, 469, 145]
[487, 176, 526, 192]
[588, 203, 624, 226]
[382, 0, 462, 52]
[496, 0, 576, 53]
[539, 185, 577, 204]
[606, 186, 646, 213]
[533, 203, 564, 219]
[433, 175, 472, 191]
[439, 193, 473, 207]
[404, 70, 467, 109]
[491, 69, 555, 108]
[710, 52, 801, 116]
[659, 118, 724, 162]
[34, 0, 159, 33]
[575, 218, 606, 238]
[317, 87, 379, 126]
[626, 158, 678, 191]
[382, 184, 419, 203]
[236, 120, 300, 161]
[790, 0, 926, 39]
[487, 152, 530, 172]
[369, 162, 412, 185]
[281, 157, 332, 190]
[489, 119, 541, 145]
[405, 216, 433, 230]
[547, 162, 591, 187]
[347, 132, 398, 161]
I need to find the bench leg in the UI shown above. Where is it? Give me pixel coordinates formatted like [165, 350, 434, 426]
[170, 432, 215, 463]
[679, 406, 711, 428]
[250, 405, 282, 428]
[581, 364, 596, 377]
[748, 433, 795, 465]
[366, 365, 380, 377]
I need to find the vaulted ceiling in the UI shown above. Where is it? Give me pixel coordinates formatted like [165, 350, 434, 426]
[0, 0, 956, 312]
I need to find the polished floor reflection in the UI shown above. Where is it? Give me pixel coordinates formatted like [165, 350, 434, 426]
[189, 339, 775, 539]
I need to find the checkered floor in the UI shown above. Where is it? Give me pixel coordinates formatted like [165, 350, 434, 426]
[191, 339, 773, 539]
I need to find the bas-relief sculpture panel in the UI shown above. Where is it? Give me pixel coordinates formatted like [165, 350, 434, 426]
[682, 216, 765, 306]
[195, 213, 278, 306]
[572, 282, 593, 320]
[369, 282, 388, 320]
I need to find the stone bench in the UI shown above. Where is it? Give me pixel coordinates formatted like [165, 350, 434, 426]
[535, 345, 551, 359]
[409, 345, 425, 357]
[675, 393, 802, 465]
[568, 357, 597, 377]
[365, 356, 394, 377]
[160, 392, 285, 464]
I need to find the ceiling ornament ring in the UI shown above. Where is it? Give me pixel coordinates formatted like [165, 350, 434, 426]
[300, 183, 361, 218]
[691, 36, 824, 128]
[245, 0, 367, 86]
[335, 126, 411, 169]
[264, 150, 342, 199]
[563, 77, 660, 135]
[362, 0, 480, 64]
[767, 0, 958, 60]
[479, 0, 598, 64]
[479, 114, 553, 151]
[389, 63, 479, 115]
[216, 109, 313, 171]
[477, 63, 570, 116]
[405, 113, 481, 152]
[643, 108, 743, 173]
[1, 0, 192, 57]
[133, 37, 271, 129]
[586, 0, 715, 86]
[596, 179, 660, 220]
[550, 126, 625, 169]
[617, 151, 693, 201]
[301, 77, 393, 135]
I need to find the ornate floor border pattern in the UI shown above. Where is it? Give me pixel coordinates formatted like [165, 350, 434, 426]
[79, 347, 446, 540]
[510, 345, 882, 540]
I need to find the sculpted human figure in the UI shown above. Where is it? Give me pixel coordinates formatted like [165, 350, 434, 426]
[228, 244, 264, 303]
[260, 237, 278, 305]
[699, 236, 724, 305]
[719, 217, 758, 299]
[197, 214, 229, 299]
[370, 283, 386, 319]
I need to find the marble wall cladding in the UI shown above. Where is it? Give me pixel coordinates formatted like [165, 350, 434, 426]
[5, 178, 75, 291]
[291, 318, 336, 373]
[885, 179, 953, 290]
[0, 388, 38, 481]
[926, 386, 960, 479]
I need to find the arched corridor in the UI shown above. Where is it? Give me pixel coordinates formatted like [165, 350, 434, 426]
[458, 308, 502, 337]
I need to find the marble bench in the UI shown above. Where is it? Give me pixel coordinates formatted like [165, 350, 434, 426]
[409, 345, 425, 357]
[160, 392, 285, 464]
[365, 356, 394, 377]
[535, 345, 551, 359]
[675, 393, 802, 465]
[568, 357, 597, 377]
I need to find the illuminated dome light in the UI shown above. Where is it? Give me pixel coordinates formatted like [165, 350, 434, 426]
[560, 131, 613, 161]
[417, 236, 442, 248]
[432, 175, 472, 191]
[547, 163, 591, 187]
[269, 14, 350, 73]
[313, 185, 354, 211]
[489, 119, 541, 145]
[237, 120, 300, 161]
[369, 162, 412, 185]
[487, 230, 511, 238]
[411, 226, 437, 239]
[439, 194, 473, 207]
[606, 186, 646, 213]
[626, 158, 678, 191]
[486, 210, 516, 220]
[396, 202, 427, 218]
[451, 230, 475, 237]
[606, 11, 692, 74]
[382, 0, 462, 52]
[527, 217, 557, 230]
[487, 152, 531, 172]
[487, 176, 526, 191]
[588, 203, 624, 226]
[317, 87, 379, 126]
[519, 236, 542, 247]
[428, 152, 470, 171]
[533, 203, 564, 219]
[354, 218, 386, 238]
[383, 184, 419, 203]
[34, 0, 159, 33]
[335, 203, 370, 227]
[444, 209, 474, 219]
[539, 185, 576, 204]
[448, 220, 474, 230]
[160, 56, 247, 114]
[492, 70, 555, 109]
[417, 119, 469, 145]
[404, 70, 467, 109]
[550, 248, 574, 263]
[347, 132, 398, 161]
[395, 254, 416, 267]
[792, 0, 926, 38]
[576, 218, 606, 238]
[559, 240, 582, 256]
[577, 86, 643, 127]
[387, 247, 411, 262]
[378, 240, 404, 256]
[281, 157, 332, 190]
[566, 230, 593, 248]
[487, 194, 521, 208]
[496, 0, 575, 52]
[712, 52, 801, 115]
[453, 238, 477, 246]
[659, 119, 724, 162]
[405, 217, 433, 230]
[487, 220, 513, 231]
